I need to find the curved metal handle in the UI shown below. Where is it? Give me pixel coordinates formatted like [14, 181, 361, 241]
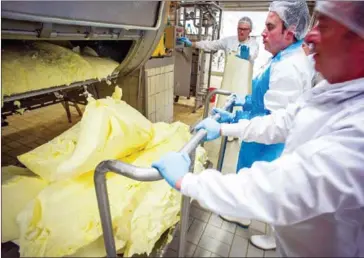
[94, 89, 235, 257]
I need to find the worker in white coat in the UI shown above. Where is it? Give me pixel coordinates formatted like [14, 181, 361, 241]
[206, 0, 313, 251]
[177, 16, 259, 63]
[152, 1, 364, 257]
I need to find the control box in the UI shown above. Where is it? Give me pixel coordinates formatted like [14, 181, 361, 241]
[165, 25, 184, 49]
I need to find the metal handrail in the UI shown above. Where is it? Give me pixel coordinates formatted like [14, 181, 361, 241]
[202, 89, 234, 172]
[94, 89, 235, 257]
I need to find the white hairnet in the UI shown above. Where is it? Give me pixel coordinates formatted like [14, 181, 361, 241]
[315, 1, 364, 39]
[269, 0, 310, 40]
[238, 16, 253, 30]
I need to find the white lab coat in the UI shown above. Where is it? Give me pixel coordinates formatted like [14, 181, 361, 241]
[262, 46, 312, 112]
[195, 35, 259, 62]
[181, 78, 364, 257]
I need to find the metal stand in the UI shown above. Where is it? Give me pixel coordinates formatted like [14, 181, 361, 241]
[94, 89, 235, 258]
[201, 89, 234, 172]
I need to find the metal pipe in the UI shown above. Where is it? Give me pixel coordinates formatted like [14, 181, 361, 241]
[178, 144, 195, 258]
[178, 195, 191, 257]
[217, 9, 222, 39]
[193, 4, 198, 28]
[217, 136, 228, 171]
[216, 104, 234, 171]
[203, 89, 233, 119]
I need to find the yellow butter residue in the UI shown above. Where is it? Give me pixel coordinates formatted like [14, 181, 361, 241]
[18, 87, 153, 182]
[1, 42, 119, 97]
[1, 166, 48, 243]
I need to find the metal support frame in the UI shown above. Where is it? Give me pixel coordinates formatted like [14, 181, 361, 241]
[94, 89, 235, 258]
[174, 2, 222, 112]
[2, 73, 119, 103]
[202, 89, 234, 172]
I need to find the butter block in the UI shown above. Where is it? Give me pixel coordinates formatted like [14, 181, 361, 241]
[18, 87, 153, 182]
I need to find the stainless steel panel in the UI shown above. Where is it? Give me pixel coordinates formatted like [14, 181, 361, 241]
[2, 1, 161, 28]
[174, 48, 193, 97]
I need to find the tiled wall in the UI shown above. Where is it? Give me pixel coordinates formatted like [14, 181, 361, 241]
[145, 63, 174, 123]
[95, 70, 144, 115]
[94, 58, 175, 123]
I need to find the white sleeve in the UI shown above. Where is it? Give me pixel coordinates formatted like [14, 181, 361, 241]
[220, 103, 298, 144]
[195, 38, 227, 52]
[264, 61, 308, 112]
[181, 121, 364, 226]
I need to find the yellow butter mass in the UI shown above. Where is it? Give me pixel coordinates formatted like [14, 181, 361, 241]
[1, 166, 48, 243]
[18, 87, 153, 182]
[16, 122, 193, 257]
[1, 41, 119, 97]
[4, 88, 208, 257]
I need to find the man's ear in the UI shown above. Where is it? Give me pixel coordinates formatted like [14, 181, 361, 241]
[284, 29, 296, 42]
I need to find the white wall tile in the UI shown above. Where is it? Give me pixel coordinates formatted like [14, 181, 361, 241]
[147, 77, 151, 96]
[151, 77, 156, 96]
[154, 75, 160, 93]
[164, 74, 169, 91]
[149, 68, 155, 76]
[169, 72, 174, 90]
[164, 90, 170, 107]
[148, 112, 156, 123]
[155, 67, 161, 75]
[148, 95, 156, 114]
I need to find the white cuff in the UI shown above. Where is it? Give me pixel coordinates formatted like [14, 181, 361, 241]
[221, 120, 249, 138]
[180, 173, 200, 198]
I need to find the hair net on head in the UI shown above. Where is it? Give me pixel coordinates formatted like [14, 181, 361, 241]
[269, 0, 310, 40]
[315, 1, 364, 39]
[238, 16, 253, 30]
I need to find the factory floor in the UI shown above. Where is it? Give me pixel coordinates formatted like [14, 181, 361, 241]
[1, 79, 278, 257]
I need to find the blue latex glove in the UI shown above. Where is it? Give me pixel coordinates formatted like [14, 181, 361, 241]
[236, 45, 250, 60]
[228, 94, 245, 107]
[152, 152, 191, 189]
[211, 108, 234, 123]
[177, 37, 192, 47]
[195, 117, 221, 141]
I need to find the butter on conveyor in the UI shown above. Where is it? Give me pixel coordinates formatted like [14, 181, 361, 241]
[1, 41, 119, 97]
[18, 87, 153, 182]
[1, 166, 48, 243]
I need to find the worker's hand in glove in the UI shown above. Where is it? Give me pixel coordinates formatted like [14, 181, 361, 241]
[236, 45, 250, 60]
[195, 117, 221, 141]
[152, 152, 191, 190]
[177, 37, 192, 47]
[211, 108, 234, 123]
[228, 94, 245, 107]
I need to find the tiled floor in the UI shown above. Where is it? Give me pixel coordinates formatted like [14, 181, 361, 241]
[1, 83, 278, 257]
[163, 138, 278, 257]
[1, 104, 85, 167]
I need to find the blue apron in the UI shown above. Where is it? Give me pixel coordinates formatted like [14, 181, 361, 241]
[234, 40, 303, 171]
